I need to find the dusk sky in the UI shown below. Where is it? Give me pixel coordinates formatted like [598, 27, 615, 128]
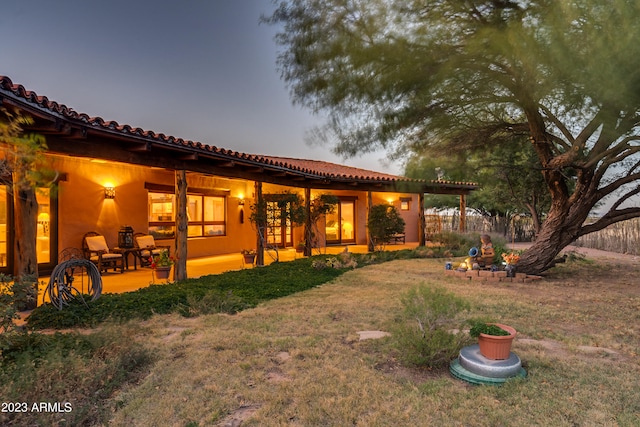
[1, 0, 402, 174]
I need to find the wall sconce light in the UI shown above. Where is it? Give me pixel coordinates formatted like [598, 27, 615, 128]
[238, 198, 245, 206]
[104, 186, 116, 199]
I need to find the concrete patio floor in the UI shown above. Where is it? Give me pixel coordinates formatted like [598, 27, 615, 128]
[36, 243, 419, 306]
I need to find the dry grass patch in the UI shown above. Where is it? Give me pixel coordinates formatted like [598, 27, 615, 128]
[103, 257, 640, 426]
[6, 255, 638, 426]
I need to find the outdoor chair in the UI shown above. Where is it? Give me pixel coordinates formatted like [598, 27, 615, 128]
[82, 231, 124, 273]
[134, 232, 171, 267]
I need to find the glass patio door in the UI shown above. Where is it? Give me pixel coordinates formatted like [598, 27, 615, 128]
[266, 201, 292, 247]
[325, 199, 356, 244]
[36, 189, 51, 264]
[0, 188, 8, 271]
[0, 186, 57, 275]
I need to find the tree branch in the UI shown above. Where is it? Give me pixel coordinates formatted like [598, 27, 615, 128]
[596, 171, 640, 200]
[579, 207, 640, 237]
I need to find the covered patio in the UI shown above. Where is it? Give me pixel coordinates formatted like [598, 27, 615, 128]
[1, 76, 475, 299]
[37, 243, 419, 305]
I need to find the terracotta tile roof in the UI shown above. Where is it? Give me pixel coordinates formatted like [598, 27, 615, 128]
[260, 156, 405, 181]
[0, 76, 476, 188]
[258, 156, 477, 186]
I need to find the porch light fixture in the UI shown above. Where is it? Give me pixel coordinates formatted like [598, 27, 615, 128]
[104, 186, 116, 199]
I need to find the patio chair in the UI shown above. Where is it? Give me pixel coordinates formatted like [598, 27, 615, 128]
[82, 232, 124, 273]
[134, 232, 171, 267]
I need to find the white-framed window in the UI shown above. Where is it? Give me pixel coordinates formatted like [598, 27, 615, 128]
[400, 197, 411, 211]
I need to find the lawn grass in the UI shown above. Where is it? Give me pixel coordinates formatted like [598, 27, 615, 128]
[26, 248, 449, 330]
[102, 258, 639, 426]
[26, 257, 347, 329]
[4, 249, 639, 426]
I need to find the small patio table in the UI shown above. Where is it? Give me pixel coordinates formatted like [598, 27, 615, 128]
[112, 247, 139, 270]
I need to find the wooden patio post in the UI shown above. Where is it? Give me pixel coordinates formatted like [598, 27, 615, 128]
[174, 170, 188, 281]
[304, 187, 312, 256]
[255, 181, 265, 266]
[367, 191, 374, 252]
[418, 193, 426, 246]
[459, 194, 467, 233]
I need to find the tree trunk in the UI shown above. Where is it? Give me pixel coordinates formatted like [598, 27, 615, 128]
[13, 176, 38, 310]
[174, 170, 188, 281]
[516, 201, 588, 274]
[367, 191, 374, 252]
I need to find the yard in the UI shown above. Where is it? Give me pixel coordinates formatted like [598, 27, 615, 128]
[2, 249, 639, 426]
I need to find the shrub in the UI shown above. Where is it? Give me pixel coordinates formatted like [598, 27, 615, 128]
[0, 274, 37, 331]
[367, 204, 405, 250]
[429, 231, 475, 250]
[0, 326, 154, 426]
[393, 285, 471, 368]
[311, 250, 358, 270]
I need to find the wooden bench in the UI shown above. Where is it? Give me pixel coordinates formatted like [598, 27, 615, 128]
[389, 234, 406, 244]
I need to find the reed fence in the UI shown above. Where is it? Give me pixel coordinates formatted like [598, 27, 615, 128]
[575, 217, 640, 255]
[425, 214, 639, 255]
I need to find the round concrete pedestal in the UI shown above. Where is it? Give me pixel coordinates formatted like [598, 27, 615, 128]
[450, 344, 526, 385]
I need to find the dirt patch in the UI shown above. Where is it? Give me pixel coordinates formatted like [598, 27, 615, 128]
[219, 405, 262, 427]
[374, 358, 451, 383]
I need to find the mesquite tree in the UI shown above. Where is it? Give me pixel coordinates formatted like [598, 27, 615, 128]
[0, 109, 50, 308]
[267, 0, 640, 273]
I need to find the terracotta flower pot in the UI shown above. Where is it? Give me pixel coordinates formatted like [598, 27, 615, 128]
[477, 323, 517, 360]
[154, 266, 171, 279]
[243, 254, 256, 264]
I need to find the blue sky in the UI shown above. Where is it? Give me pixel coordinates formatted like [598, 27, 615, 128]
[1, 0, 401, 174]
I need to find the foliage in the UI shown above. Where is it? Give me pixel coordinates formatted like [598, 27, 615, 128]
[306, 193, 339, 252]
[249, 191, 306, 229]
[367, 204, 405, 250]
[0, 326, 154, 426]
[267, 0, 640, 274]
[469, 321, 512, 338]
[0, 274, 38, 352]
[249, 191, 307, 261]
[429, 232, 477, 251]
[393, 285, 470, 368]
[1, 109, 54, 299]
[149, 249, 174, 268]
[0, 108, 54, 191]
[311, 250, 358, 270]
[27, 244, 477, 330]
[406, 140, 551, 232]
[27, 257, 346, 329]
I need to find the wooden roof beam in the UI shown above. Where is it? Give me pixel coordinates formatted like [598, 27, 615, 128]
[127, 142, 152, 152]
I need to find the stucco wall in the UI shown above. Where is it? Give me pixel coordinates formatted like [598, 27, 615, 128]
[52, 155, 255, 258]
[50, 156, 421, 262]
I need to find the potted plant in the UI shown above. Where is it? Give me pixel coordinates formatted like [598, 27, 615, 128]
[150, 249, 174, 279]
[469, 321, 517, 360]
[295, 241, 306, 253]
[501, 251, 521, 277]
[241, 249, 256, 264]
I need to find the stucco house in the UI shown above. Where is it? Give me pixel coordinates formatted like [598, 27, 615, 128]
[0, 76, 476, 276]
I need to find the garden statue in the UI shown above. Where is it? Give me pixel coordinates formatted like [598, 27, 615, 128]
[478, 234, 495, 268]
